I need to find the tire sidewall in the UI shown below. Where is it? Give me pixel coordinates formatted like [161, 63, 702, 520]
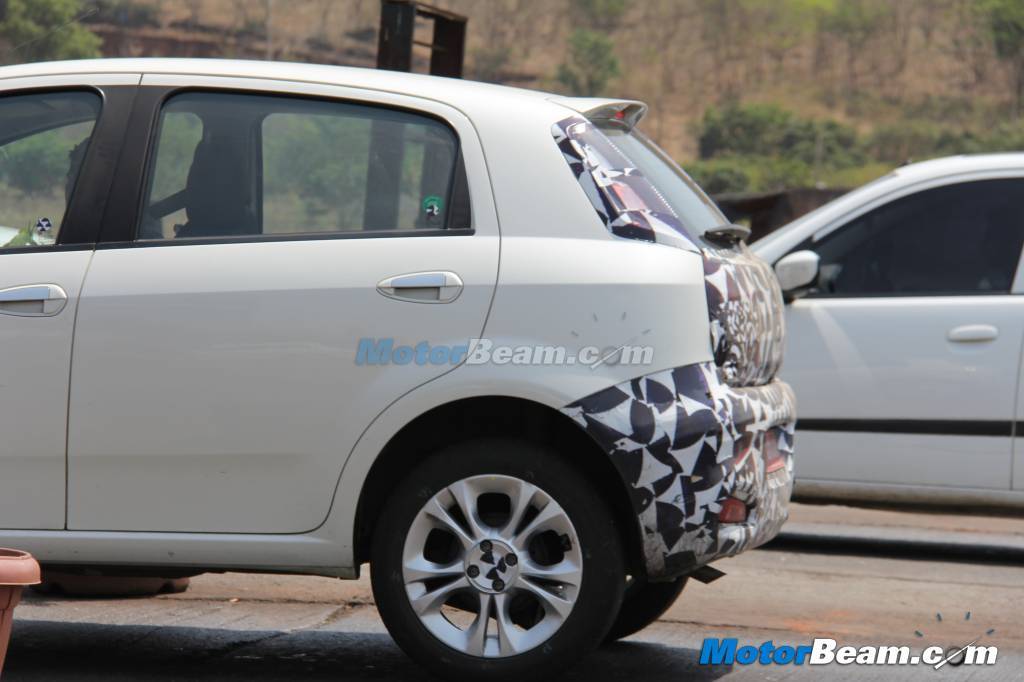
[371, 438, 625, 681]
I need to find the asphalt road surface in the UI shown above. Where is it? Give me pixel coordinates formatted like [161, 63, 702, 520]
[6, 533, 1023, 682]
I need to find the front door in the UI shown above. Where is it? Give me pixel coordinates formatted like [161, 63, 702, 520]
[67, 81, 498, 533]
[0, 86, 113, 528]
[786, 178, 1024, 490]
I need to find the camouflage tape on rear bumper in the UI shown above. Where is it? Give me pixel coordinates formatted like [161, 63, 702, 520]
[563, 362, 795, 578]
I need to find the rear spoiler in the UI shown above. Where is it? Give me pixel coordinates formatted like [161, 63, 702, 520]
[547, 97, 648, 131]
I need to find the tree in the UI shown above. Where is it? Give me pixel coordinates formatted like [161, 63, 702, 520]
[819, 0, 893, 101]
[556, 29, 621, 96]
[980, 0, 1024, 117]
[0, 0, 101, 64]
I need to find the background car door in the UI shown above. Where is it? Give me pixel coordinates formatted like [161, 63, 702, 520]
[785, 178, 1024, 490]
[67, 80, 498, 533]
[0, 80, 132, 529]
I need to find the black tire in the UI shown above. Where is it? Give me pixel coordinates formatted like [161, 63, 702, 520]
[371, 438, 626, 682]
[604, 575, 687, 642]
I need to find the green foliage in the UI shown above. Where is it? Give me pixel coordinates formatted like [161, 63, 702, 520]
[0, 0, 102, 64]
[149, 113, 203, 201]
[685, 158, 751, 194]
[568, 0, 629, 32]
[0, 123, 92, 196]
[556, 29, 621, 96]
[866, 119, 1024, 162]
[3, 225, 42, 247]
[90, 0, 160, 29]
[819, 0, 892, 47]
[697, 102, 863, 168]
[734, 0, 833, 51]
[262, 113, 372, 225]
[687, 155, 816, 194]
[691, 97, 1024, 193]
[979, 0, 1024, 114]
[0, 132, 68, 195]
[981, 0, 1024, 61]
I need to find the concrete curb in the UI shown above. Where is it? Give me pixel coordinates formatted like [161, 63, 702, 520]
[770, 522, 1024, 563]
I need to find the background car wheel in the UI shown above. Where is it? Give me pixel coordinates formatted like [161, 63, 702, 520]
[371, 438, 625, 681]
[603, 575, 687, 643]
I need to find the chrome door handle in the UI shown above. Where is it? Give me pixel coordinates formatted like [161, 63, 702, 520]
[0, 284, 68, 317]
[947, 324, 998, 343]
[377, 271, 463, 303]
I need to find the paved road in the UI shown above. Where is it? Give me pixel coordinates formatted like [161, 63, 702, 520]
[5, 539, 1023, 681]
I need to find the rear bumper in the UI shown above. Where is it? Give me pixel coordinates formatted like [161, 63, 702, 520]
[563, 361, 795, 579]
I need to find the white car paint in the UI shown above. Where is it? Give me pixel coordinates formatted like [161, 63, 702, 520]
[0, 59, 714, 573]
[0, 250, 93, 529]
[753, 154, 1024, 507]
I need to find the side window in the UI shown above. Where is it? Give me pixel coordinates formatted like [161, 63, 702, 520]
[139, 92, 465, 240]
[808, 179, 1024, 296]
[0, 91, 101, 249]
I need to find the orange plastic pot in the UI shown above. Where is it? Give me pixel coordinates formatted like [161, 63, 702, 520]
[0, 549, 40, 676]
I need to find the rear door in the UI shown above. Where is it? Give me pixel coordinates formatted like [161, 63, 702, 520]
[786, 177, 1024, 490]
[0, 76, 135, 529]
[67, 76, 498, 533]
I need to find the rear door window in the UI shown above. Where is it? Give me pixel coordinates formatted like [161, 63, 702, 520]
[139, 92, 466, 240]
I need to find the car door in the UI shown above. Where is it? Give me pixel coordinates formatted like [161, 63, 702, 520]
[784, 177, 1024, 490]
[67, 77, 498, 533]
[0, 76, 135, 529]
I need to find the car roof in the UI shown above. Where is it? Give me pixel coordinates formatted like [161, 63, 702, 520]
[882, 153, 1024, 184]
[0, 58, 642, 124]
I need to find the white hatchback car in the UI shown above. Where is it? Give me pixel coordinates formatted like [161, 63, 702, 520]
[753, 154, 1024, 509]
[0, 59, 794, 678]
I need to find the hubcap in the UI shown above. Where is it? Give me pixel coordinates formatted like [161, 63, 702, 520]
[464, 539, 519, 593]
[401, 474, 583, 658]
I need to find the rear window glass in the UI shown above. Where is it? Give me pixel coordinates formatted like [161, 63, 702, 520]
[553, 115, 726, 247]
[139, 92, 466, 240]
[600, 126, 726, 236]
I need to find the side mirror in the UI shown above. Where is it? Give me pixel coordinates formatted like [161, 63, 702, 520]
[774, 250, 820, 299]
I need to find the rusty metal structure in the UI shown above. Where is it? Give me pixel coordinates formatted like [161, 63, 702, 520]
[377, 0, 467, 78]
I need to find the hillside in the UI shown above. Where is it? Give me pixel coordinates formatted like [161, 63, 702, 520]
[17, 0, 1024, 191]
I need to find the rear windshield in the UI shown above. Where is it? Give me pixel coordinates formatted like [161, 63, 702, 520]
[553, 114, 727, 248]
[599, 125, 727, 237]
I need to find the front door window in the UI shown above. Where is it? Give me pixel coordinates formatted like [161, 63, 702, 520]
[0, 91, 100, 249]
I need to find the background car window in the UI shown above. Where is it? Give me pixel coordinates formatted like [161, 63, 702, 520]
[139, 92, 462, 240]
[0, 91, 101, 249]
[808, 179, 1024, 296]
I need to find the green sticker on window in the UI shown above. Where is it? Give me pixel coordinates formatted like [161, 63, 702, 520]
[422, 195, 444, 219]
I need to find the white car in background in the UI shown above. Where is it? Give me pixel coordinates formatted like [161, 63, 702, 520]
[753, 154, 1024, 508]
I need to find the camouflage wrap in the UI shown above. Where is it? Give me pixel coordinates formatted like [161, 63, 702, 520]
[703, 242, 787, 388]
[563, 363, 794, 578]
[552, 115, 699, 251]
[554, 115, 795, 578]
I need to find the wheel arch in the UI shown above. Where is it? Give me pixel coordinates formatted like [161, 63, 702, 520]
[353, 395, 645, 576]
